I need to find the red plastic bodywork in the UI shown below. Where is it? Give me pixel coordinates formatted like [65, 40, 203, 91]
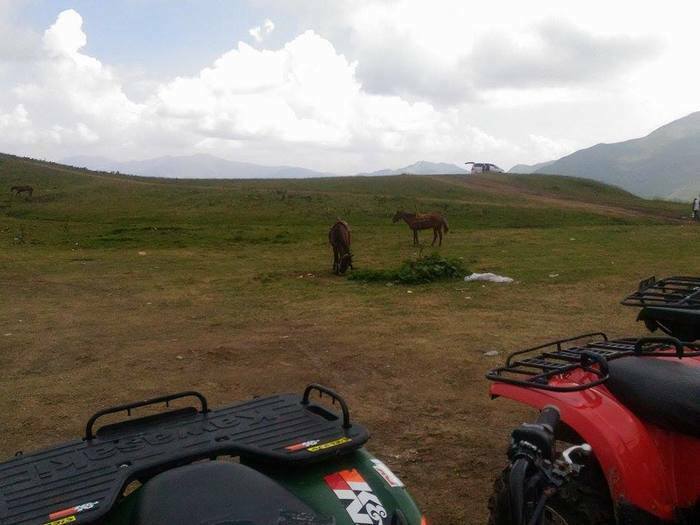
[490, 357, 700, 521]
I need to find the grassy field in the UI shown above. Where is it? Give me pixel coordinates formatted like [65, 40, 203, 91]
[0, 153, 698, 523]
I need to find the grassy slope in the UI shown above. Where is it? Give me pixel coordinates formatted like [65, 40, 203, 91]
[0, 153, 697, 523]
[0, 153, 686, 250]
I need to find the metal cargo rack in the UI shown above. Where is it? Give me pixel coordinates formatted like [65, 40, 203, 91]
[0, 384, 367, 525]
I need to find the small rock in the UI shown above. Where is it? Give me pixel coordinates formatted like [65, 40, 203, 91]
[138, 251, 147, 256]
[549, 273, 559, 278]
[176, 355, 184, 360]
[407, 290, 413, 294]
[483, 350, 500, 357]
[3, 333, 12, 337]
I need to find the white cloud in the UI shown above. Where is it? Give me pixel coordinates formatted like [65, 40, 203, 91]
[470, 19, 662, 89]
[0, 10, 513, 171]
[528, 134, 576, 161]
[43, 9, 87, 57]
[0, 3, 693, 172]
[249, 18, 275, 43]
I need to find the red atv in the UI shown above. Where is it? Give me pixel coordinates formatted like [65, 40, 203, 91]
[486, 276, 700, 524]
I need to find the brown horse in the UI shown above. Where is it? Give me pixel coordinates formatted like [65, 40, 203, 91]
[329, 220, 353, 275]
[11, 185, 33, 198]
[392, 210, 449, 246]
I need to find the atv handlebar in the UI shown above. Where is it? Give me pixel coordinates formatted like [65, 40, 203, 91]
[535, 405, 561, 430]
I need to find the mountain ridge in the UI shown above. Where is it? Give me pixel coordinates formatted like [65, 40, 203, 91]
[62, 155, 470, 180]
[509, 111, 700, 198]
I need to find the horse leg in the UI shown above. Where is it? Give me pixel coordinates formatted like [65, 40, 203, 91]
[432, 228, 438, 246]
[438, 228, 443, 246]
[332, 247, 339, 274]
[413, 229, 418, 245]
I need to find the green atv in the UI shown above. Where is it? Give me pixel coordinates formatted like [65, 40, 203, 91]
[0, 385, 425, 525]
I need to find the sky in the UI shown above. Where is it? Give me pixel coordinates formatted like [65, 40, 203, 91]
[0, 0, 698, 174]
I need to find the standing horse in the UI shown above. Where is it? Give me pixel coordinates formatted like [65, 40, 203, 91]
[11, 185, 33, 199]
[392, 210, 449, 246]
[328, 220, 353, 275]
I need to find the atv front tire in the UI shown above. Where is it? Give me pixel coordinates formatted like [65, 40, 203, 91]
[487, 463, 615, 525]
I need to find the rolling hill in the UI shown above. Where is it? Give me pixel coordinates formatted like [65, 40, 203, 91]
[510, 111, 700, 199]
[0, 153, 684, 253]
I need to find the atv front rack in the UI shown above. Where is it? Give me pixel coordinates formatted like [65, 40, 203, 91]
[0, 384, 368, 525]
[486, 333, 700, 392]
[622, 276, 700, 341]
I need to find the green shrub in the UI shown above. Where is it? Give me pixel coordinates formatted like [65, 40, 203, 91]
[349, 253, 467, 284]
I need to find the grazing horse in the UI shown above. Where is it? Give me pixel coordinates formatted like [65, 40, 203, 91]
[328, 220, 353, 275]
[11, 185, 33, 199]
[392, 210, 449, 246]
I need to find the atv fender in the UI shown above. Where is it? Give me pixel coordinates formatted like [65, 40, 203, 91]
[490, 382, 678, 521]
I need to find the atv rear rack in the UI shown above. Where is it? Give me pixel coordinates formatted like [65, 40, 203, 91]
[486, 333, 700, 392]
[622, 276, 700, 341]
[622, 276, 700, 308]
[0, 384, 368, 525]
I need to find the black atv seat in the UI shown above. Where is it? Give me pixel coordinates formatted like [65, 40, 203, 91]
[133, 461, 326, 525]
[606, 357, 700, 438]
[638, 307, 700, 341]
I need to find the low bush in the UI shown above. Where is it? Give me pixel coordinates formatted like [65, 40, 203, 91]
[349, 253, 467, 284]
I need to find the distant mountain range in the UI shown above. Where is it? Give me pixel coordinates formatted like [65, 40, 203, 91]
[358, 160, 468, 176]
[62, 155, 469, 180]
[62, 154, 335, 179]
[510, 112, 700, 199]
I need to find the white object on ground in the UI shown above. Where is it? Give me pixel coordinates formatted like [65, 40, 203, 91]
[464, 272, 514, 284]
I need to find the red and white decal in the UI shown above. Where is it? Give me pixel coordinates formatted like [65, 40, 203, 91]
[371, 459, 404, 488]
[48, 500, 100, 520]
[325, 469, 388, 525]
[285, 439, 320, 452]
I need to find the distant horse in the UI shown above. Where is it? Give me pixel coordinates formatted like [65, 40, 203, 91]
[392, 210, 449, 246]
[329, 220, 353, 275]
[11, 185, 33, 199]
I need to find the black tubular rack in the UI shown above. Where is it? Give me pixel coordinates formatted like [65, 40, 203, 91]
[486, 333, 700, 392]
[622, 276, 700, 308]
[0, 385, 367, 525]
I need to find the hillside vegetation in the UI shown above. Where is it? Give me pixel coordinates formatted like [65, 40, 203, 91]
[0, 153, 685, 250]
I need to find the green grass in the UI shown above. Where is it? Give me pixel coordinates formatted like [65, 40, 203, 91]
[0, 153, 686, 252]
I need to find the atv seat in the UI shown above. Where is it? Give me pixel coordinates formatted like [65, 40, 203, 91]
[133, 461, 325, 525]
[638, 307, 700, 341]
[606, 357, 700, 438]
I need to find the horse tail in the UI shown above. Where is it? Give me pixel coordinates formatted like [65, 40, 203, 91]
[442, 218, 449, 233]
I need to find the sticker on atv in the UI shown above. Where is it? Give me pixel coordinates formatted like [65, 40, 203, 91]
[371, 459, 405, 488]
[325, 469, 388, 525]
[285, 439, 320, 452]
[307, 436, 352, 452]
[44, 500, 99, 525]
